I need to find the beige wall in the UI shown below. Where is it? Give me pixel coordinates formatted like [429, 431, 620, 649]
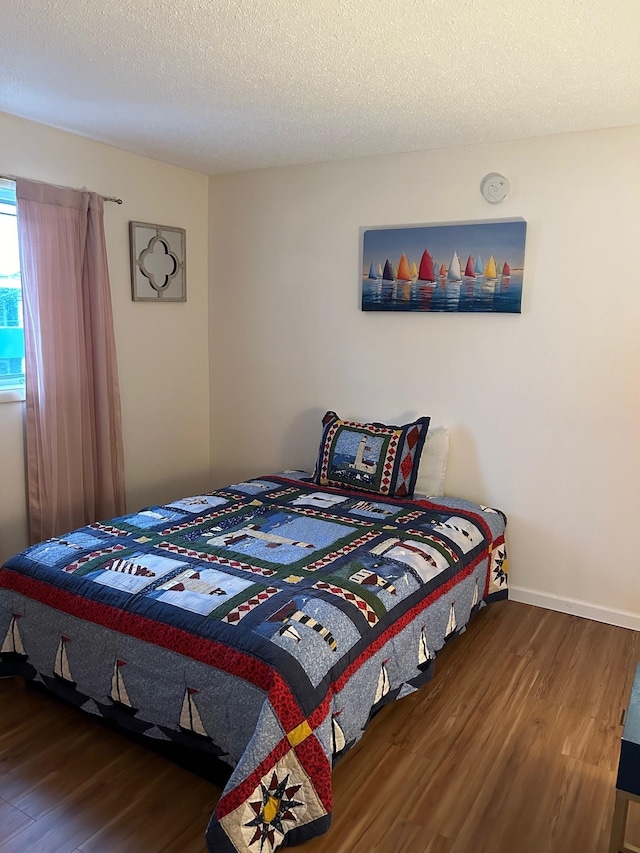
[1, 113, 637, 627]
[0, 111, 210, 565]
[209, 125, 640, 627]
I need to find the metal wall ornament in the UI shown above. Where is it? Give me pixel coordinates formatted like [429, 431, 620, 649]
[129, 221, 186, 301]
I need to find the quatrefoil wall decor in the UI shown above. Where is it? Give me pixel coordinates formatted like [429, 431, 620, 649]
[130, 221, 187, 302]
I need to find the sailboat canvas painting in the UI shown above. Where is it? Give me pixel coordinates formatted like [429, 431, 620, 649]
[361, 218, 526, 313]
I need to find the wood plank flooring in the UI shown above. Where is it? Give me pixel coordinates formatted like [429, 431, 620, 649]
[0, 600, 639, 852]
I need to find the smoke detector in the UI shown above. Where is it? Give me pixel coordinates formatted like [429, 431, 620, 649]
[480, 173, 510, 204]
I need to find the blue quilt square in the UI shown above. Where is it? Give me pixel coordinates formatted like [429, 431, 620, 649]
[228, 480, 279, 495]
[166, 495, 229, 513]
[27, 532, 107, 567]
[148, 568, 253, 615]
[87, 553, 187, 593]
[121, 507, 189, 530]
[205, 512, 357, 566]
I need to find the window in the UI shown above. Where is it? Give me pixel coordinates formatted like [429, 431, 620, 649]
[0, 180, 24, 392]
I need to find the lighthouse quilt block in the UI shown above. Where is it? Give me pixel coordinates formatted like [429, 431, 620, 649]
[0, 472, 507, 853]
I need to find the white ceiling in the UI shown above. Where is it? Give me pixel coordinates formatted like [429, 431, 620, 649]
[1, 0, 639, 175]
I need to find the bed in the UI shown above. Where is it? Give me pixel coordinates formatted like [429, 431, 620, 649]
[0, 413, 507, 853]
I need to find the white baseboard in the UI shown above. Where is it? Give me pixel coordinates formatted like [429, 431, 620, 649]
[509, 585, 640, 632]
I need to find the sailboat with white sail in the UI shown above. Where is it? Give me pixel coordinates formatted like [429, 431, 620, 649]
[444, 602, 457, 642]
[418, 626, 435, 671]
[279, 624, 303, 643]
[447, 252, 462, 282]
[55, 637, 76, 685]
[95, 658, 153, 733]
[1, 615, 26, 662]
[42, 636, 89, 706]
[0, 614, 35, 679]
[159, 686, 227, 756]
[110, 659, 137, 714]
[331, 710, 346, 756]
[179, 688, 210, 740]
[374, 659, 391, 704]
[472, 579, 479, 609]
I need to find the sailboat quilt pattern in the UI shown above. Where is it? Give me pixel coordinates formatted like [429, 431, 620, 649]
[0, 473, 507, 853]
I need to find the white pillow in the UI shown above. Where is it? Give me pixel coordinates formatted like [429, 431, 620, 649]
[414, 427, 449, 496]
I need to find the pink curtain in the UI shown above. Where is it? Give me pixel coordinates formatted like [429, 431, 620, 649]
[16, 179, 126, 543]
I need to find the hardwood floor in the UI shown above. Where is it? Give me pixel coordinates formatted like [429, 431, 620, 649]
[1, 600, 639, 852]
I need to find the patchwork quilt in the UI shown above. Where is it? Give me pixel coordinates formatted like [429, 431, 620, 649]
[0, 473, 507, 852]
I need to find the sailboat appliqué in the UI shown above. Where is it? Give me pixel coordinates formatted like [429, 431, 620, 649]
[418, 626, 434, 668]
[349, 567, 397, 596]
[111, 660, 133, 707]
[331, 712, 346, 754]
[374, 659, 391, 704]
[54, 637, 74, 683]
[445, 603, 457, 638]
[180, 688, 209, 738]
[279, 624, 303, 643]
[1, 616, 26, 657]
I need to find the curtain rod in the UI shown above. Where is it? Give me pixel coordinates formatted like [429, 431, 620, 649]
[0, 173, 123, 205]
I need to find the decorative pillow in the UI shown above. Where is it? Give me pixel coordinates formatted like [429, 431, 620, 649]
[313, 411, 430, 497]
[414, 427, 449, 496]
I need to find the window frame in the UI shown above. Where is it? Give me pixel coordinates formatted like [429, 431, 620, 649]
[0, 179, 25, 402]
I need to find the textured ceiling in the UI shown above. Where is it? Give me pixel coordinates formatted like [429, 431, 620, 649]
[1, 0, 639, 174]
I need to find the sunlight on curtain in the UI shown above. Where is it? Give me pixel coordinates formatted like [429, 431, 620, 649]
[16, 179, 125, 542]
